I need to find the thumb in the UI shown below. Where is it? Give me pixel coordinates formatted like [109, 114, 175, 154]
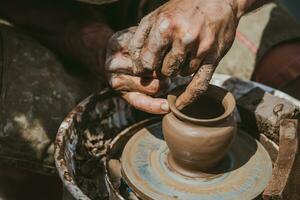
[122, 92, 169, 114]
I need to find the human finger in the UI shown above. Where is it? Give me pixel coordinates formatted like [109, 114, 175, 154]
[175, 64, 215, 109]
[122, 92, 169, 114]
[105, 54, 133, 74]
[129, 13, 156, 74]
[139, 15, 173, 72]
[110, 74, 170, 95]
[180, 36, 214, 76]
[161, 38, 186, 77]
[107, 27, 136, 54]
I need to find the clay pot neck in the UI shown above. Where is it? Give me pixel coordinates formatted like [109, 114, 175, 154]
[167, 85, 236, 126]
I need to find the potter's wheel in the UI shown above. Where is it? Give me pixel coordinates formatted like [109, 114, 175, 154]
[121, 121, 272, 200]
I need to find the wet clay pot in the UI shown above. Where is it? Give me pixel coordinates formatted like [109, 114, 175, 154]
[162, 84, 237, 178]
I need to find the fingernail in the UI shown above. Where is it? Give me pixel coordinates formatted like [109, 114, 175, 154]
[160, 102, 169, 112]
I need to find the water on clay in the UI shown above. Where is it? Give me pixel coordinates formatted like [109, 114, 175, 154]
[181, 96, 225, 119]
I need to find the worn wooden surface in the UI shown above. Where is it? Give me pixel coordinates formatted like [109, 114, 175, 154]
[263, 119, 299, 200]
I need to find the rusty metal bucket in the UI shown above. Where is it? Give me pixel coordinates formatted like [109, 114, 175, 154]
[54, 74, 300, 200]
[54, 89, 144, 200]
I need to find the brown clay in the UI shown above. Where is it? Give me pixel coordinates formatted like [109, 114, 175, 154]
[162, 84, 237, 177]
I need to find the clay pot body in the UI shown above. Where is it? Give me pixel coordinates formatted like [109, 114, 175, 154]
[162, 85, 237, 177]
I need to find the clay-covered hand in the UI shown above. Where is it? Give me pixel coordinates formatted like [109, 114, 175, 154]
[129, 0, 253, 109]
[105, 27, 170, 114]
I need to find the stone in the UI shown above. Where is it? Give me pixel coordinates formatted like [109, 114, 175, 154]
[237, 87, 299, 143]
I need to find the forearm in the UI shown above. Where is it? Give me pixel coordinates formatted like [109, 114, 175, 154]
[0, 0, 114, 77]
[240, 0, 273, 16]
[240, 0, 273, 14]
[227, 0, 272, 18]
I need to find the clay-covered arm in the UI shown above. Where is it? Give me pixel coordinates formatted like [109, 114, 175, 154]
[0, 0, 114, 82]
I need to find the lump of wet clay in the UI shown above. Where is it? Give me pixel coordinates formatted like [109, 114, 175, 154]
[237, 87, 299, 144]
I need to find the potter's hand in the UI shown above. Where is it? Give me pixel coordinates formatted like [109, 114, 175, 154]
[105, 27, 170, 114]
[129, 0, 255, 109]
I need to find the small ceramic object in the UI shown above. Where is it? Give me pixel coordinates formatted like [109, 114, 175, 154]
[162, 84, 237, 177]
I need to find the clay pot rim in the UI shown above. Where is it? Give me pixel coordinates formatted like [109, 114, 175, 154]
[167, 84, 236, 124]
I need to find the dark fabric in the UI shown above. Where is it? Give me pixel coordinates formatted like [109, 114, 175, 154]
[256, 5, 300, 62]
[278, 0, 300, 24]
[0, 25, 100, 175]
[251, 5, 300, 98]
[252, 41, 300, 89]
